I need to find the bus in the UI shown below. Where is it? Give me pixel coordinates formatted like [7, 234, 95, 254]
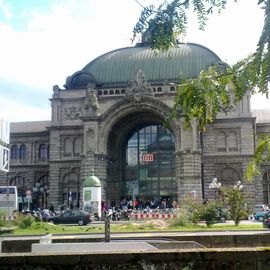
[0, 186, 18, 217]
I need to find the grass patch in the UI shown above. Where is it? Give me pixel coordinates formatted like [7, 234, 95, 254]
[1, 220, 265, 236]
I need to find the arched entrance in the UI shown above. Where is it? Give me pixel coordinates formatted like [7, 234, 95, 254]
[105, 107, 177, 206]
[123, 124, 176, 203]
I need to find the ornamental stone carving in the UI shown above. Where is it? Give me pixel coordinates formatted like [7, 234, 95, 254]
[64, 106, 82, 120]
[84, 85, 100, 116]
[126, 68, 153, 102]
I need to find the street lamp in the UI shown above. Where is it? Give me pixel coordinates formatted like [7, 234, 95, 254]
[233, 181, 244, 191]
[33, 183, 49, 209]
[209, 177, 222, 200]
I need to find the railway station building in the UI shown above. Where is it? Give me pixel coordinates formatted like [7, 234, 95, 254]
[1, 36, 270, 210]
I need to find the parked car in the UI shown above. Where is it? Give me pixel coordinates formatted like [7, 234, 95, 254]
[263, 212, 270, 228]
[47, 210, 92, 225]
[255, 210, 270, 222]
[253, 204, 269, 215]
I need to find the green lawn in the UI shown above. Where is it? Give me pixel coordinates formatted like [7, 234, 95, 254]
[0, 219, 265, 236]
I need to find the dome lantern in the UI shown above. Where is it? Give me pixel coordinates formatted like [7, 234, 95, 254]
[83, 168, 101, 187]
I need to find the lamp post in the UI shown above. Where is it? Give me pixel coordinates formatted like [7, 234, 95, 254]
[209, 177, 222, 200]
[33, 183, 49, 209]
[233, 181, 244, 191]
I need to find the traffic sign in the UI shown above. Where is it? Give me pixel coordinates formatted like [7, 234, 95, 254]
[142, 153, 154, 162]
[0, 118, 10, 145]
[0, 145, 9, 172]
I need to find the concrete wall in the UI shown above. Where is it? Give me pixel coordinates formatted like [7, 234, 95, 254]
[1, 248, 270, 270]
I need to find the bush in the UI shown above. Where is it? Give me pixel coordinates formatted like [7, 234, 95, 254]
[200, 201, 227, 227]
[221, 187, 249, 226]
[179, 197, 202, 224]
[171, 208, 190, 226]
[0, 210, 9, 227]
[13, 213, 34, 229]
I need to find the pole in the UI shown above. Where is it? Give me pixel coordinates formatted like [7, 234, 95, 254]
[104, 212, 110, 242]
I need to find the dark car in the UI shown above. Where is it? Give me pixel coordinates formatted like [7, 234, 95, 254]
[263, 212, 270, 228]
[47, 210, 91, 225]
[255, 210, 270, 222]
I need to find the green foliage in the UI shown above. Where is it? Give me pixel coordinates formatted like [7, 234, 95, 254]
[134, 0, 270, 181]
[199, 200, 227, 227]
[171, 207, 190, 226]
[179, 197, 203, 224]
[221, 187, 249, 226]
[133, 0, 229, 51]
[13, 213, 34, 229]
[245, 135, 270, 181]
[0, 210, 9, 227]
[133, 0, 270, 97]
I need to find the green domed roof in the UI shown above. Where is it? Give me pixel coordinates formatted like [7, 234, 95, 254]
[65, 42, 223, 89]
[83, 169, 101, 187]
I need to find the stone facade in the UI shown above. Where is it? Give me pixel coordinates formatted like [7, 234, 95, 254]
[1, 48, 270, 211]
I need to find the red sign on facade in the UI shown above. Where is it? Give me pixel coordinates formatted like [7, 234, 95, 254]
[142, 153, 154, 162]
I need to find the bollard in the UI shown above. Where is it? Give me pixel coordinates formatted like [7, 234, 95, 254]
[104, 214, 110, 242]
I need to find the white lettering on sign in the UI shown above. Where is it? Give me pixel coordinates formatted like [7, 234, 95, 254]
[0, 145, 9, 172]
[142, 153, 154, 162]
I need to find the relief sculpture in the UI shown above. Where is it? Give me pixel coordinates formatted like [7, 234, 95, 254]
[126, 68, 153, 102]
[64, 106, 82, 120]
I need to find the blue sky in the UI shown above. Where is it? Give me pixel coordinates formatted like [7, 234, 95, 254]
[0, 0, 268, 122]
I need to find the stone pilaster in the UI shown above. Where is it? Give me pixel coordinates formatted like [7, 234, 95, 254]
[176, 150, 202, 202]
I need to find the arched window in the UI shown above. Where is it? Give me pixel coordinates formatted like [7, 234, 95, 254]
[220, 167, 240, 187]
[19, 144, 27, 159]
[64, 138, 73, 157]
[11, 145, 18, 159]
[73, 137, 82, 157]
[33, 174, 50, 209]
[39, 144, 48, 159]
[263, 170, 270, 205]
[10, 176, 25, 187]
[61, 171, 80, 208]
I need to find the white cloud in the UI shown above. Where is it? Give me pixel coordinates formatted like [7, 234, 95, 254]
[0, 0, 268, 122]
[0, 96, 50, 122]
[251, 93, 270, 110]
[0, 0, 12, 20]
[0, 0, 141, 91]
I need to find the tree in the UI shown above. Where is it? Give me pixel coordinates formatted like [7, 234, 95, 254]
[133, 0, 270, 180]
[221, 186, 249, 226]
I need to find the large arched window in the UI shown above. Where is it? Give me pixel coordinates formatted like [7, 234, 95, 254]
[263, 170, 270, 205]
[11, 145, 18, 159]
[32, 173, 50, 209]
[10, 176, 25, 187]
[124, 124, 176, 201]
[61, 171, 80, 208]
[19, 144, 27, 159]
[220, 167, 241, 187]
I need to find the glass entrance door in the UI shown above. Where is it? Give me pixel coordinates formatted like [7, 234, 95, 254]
[123, 124, 176, 202]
